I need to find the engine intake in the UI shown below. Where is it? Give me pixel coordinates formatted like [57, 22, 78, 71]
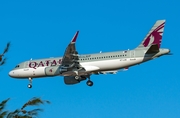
[64, 76, 86, 85]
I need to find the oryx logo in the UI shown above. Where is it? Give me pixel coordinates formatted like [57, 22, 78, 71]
[49, 68, 53, 72]
[143, 22, 165, 48]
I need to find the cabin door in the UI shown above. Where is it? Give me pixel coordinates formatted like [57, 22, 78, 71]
[130, 50, 135, 58]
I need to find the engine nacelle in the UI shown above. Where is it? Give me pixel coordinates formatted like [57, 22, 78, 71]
[64, 76, 86, 85]
[59, 68, 67, 74]
[45, 66, 60, 76]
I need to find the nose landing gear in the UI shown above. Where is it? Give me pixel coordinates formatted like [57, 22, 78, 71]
[28, 77, 32, 88]
[28, 84, 32, 88]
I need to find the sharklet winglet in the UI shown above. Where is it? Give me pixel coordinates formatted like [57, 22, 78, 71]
[71, 31, 79, 43]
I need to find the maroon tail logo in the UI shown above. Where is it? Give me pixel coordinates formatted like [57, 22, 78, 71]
[143, 22, 165, 48]
[49, 69, 53, 72]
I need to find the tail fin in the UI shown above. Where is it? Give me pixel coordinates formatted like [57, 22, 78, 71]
[136, 20, 165, 49]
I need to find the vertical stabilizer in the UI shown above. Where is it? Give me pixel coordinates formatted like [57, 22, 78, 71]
[136, 20, 165, 49]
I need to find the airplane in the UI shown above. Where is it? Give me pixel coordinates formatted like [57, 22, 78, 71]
[9, 20, 170, 88]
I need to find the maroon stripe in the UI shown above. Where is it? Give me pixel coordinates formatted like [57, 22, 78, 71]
[72, 31, 79, 43]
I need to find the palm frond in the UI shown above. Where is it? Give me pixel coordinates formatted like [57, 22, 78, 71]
[27, 108, 43, 116]
[0, 111, 9, 118]
[0, 98, 10, 108]
[0, 98, 10, 118]
[1, 97, 50, 118]
[3, 42, 10, 55]
[0, 58, 6, 66]
[6, 109, 21, 118]
[0, 55, 3, 62]
[21, 97, 50, 110]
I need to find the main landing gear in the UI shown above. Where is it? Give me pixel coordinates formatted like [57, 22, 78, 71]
[74, 75, 93, 87]
[28, 77, 32, 88]
[86, 80, 93, 86]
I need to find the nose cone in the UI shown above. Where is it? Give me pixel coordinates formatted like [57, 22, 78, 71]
[9, 71, 15, 77]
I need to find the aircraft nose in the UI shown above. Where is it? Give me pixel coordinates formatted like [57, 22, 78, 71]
[9, 71, 15, 77]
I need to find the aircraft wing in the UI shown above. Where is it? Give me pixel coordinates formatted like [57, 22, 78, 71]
[60, 31, 82, 73]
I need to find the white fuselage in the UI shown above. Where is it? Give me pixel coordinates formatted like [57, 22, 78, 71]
[9, 48, 169, 79]
[9, 51, 146, 79]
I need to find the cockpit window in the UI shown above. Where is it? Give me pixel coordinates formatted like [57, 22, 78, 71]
[15, 65, 20, 68]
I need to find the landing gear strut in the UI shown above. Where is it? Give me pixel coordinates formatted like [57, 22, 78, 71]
[74, 75, 93, 86]
[28, 77, 32, 88]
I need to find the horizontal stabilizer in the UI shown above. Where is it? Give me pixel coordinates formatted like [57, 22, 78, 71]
[99, 70, 118, 74]
[146, 44, 159, 54]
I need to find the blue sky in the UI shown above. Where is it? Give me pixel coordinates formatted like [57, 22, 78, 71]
[0, 0, 180, 118]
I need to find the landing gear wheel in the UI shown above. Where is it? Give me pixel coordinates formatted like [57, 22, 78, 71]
[75, 76, 80, 80]
[28, 77, 33, 88]
[28, 84, 32, 88]
[86, 80, 93, 86]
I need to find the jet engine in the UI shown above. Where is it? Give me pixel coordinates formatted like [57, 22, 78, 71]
[45, 66, 60, 76]
[64, 76, 86, 85]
